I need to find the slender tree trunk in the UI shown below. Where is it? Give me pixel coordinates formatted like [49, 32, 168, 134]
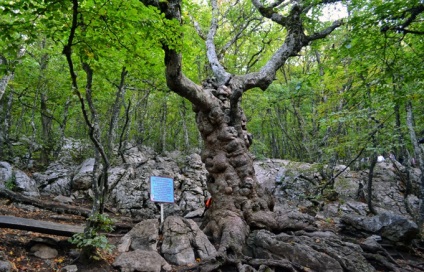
[179, 99, 190, 151]
[367, 152, 378, 215]
[38, 52, 52, 166]
[118, 99, 132, 163]
[0, 92, 13, 159]
[159, 99, 168, 153]
[53, 97, 72, 159]
[406, 100, 424, 226]
[82, 63, 111, 214]
[393, 90, 414, 216]
[107, 66, 127, 156]
[0, 73, 13, 102]
[0, 55, 15, 102]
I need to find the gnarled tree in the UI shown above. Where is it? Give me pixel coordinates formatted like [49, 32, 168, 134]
[140, 0, 342, 262]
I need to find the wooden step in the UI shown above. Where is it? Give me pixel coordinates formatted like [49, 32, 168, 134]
[0, 215, 84, 236]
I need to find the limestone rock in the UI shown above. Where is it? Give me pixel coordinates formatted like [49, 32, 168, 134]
[72, 158, 95, 190]
[161, 216, 216, 265]
[13, 169, 39, 197]
[0, 162, 12, 187]
[245, 229, 375, 272]
[341, 212, 419, 243]
[117, 219, 160, 252]
[33, 163, 73, 196]
[60, 265, 78, 272]
[113, 250, 172, 272]
[30, 244, 58, 259]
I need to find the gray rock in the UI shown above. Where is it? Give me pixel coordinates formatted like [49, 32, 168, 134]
[341, 212, 419, 242]
[0, 251, 13, 272]
[113, 250, 172, 272]
[0, 162, 12, 187]
[275, 210, 317, 231]
[72, 158, 95, 190]
[184, 208, 204, 218]
[14, 169, 39, 197]
[245, 229, 375, 272]
[60, 265, 78, 272]
[117, 219, 160, 252]
[30, 244, 58, 259]
[33, 163, 73, 195]
[161, 216, 216, 265]
[53, 195, 73, 204]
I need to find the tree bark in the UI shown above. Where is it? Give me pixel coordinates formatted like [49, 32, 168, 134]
[406, 100, 424, 226]
[107, 66, 128, 156]
[38, 51, 52, 166]
[367, 152, 378, 215]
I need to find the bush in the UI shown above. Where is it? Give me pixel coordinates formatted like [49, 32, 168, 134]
[69, 213, 115, 261]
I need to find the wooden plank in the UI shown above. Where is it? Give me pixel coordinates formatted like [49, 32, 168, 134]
[0, 215, 85, 236]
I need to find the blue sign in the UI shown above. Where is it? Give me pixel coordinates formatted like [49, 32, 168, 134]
[150, 176, 174, 203]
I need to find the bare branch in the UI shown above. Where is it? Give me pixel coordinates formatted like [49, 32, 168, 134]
[140, 0, 217, 111]
[306, 19, 344, 43]
[207, 0, 232, 86]
[251, 0, 288, 26]
[189, 14, 206, 40]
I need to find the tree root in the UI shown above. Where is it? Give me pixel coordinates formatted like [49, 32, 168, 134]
[192, 253, 307, 272]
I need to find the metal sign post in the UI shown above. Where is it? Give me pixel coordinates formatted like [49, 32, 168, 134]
[150, 176, 174, 224]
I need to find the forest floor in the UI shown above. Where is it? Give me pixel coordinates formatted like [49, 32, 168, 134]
[3, 195, 424, 272]
[0, 196, 124, 272]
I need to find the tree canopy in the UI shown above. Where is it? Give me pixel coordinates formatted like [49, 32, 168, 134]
[0, 0, 421, 168]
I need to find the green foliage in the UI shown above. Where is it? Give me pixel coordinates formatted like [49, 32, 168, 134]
[0, 0, 423, 172]
[5, 173, 16, 191]
[68, 213, 115, 260]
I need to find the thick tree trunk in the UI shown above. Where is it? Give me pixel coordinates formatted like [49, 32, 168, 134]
[140, 0, 341, 263]
[197, 84, 274, 255]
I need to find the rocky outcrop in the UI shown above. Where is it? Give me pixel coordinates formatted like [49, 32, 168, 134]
[161, 216, 216, 265]
[1, 143, 423, 271]
[341, 212, 419, 243]
[32, 163, 73, 196]
[113, 250, 172, 272]
[245, 229, 375, 272]
[117, 219, 160, 252]
[0, 162, 12, 189]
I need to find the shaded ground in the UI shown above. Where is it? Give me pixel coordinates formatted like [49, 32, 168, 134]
[0, 197, 120, 271]
[3, 195, 424, 272]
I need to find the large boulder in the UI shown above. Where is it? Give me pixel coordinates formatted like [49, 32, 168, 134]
[71, 158, 95, 190]
[161, 216, 216, 265]
[245, 229, 375, 272]
[13, 169, 39, 197]
[117, 219, 160, 252]
[0, 161, 39, 197]
[341, 212, 419, 243]
[33, 163, 73, 195]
